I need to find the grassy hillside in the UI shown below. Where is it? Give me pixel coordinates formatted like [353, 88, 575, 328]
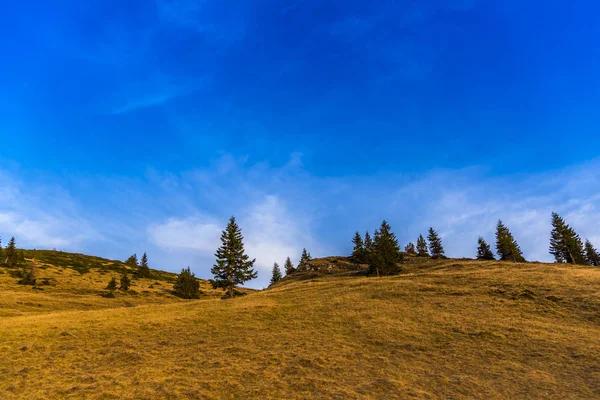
[1, 253, 599, 399]
[0, 250, 230, 317]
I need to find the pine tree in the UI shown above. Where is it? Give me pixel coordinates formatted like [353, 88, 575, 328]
[4, 237, 17, 267]
[585, 240, 600, 266]
[416, 234, 429, 257]
[427, 228, 445, 259]
[369, 220, 402, 276]
[106, 277, 118, 292]
[138, 252, 151, 278]
[119, 273, 131, 291]
[125, 254, 138, 268]
[284, 257, 295, 275]
[404, 243, 416, 255]
[174, 267, 200, 299]
[297, 248, 312, 271]
[211, 217, 257, 298]
[351, 232, 366, 263]
[549, 212, 586, 265]
[476, 237, 495, 260]
[495, 220, 525, 262]
[364, 231, 374, 260]
[270, 262, 283, 285]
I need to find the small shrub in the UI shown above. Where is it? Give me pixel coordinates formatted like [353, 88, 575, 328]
[119, 274, 131, 291]
[106, 277, 118, 292]
[18, 264, 38, 286]
[173, 267, 200, 299]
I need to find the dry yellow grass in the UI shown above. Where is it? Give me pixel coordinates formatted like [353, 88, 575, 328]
[1, 254, 599, 399]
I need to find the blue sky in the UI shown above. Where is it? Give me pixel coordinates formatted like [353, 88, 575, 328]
[1, 0, 600, 288]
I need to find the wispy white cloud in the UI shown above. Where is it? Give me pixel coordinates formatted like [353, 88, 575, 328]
[111, 89, 184, 115]
[1, 156, 598, 288]
[0, 171, 101, 250]
[148, 215, 222, 253]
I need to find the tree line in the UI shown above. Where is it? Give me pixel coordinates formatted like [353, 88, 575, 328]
[3, 210, 597, 300]
[346, 212, 599, 277]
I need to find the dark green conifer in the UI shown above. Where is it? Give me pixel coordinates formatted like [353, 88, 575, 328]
[416, 234, 429, 257]
[364, 231, 373, 260]
[270, 262, 283, 285]
[284, 257, 295, 275]
[211, 217, 257, 298]
[106, 277, 118, 292]
[125, 254, 139, 268]
[174, 267, 200, 299]
[549, 212, 586, 265]
[4, 237, 17, 267]
[138, 252, 151, 278]
[297, 248, 312, 271]
[495, 220, 525, 262]
[585, 240, 600, 266]
[368, 221, 402, 276]
[119, 273, 131, 291]
[404, 243, 416, 255]
[477, 237, 495, 260]
[351, 232, 366, 263]
[427, 228, 445, 259]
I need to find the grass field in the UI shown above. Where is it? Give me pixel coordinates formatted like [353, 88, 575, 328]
[1, 252, 599, 399]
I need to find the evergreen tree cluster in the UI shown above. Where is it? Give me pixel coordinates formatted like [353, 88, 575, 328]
[174, 267, 200, 299]
[351, 221, 403, 276]
[416, 234, 428, 257]
[495, 220, 525, 262]
[297, 248, 312, 271]
[476, 237, 495, 260]
[411, 230, 445, 259]
[549, 212, 586, 265]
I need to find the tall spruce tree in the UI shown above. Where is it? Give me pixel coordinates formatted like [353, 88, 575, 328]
[351, 232, 366, 263]
[549, 212, 586, 265]
[211, 217, 257, 298]
[297, 248, 312, 271]
[4, 237, 17, 267]
[174, 267, 200, 299]
[476, 237, 495, 260]
[369, 220, 402, 276]
[138, 252, 151, 277]
[427, 228, 445, 259]
[284, 256, 295, 275]
[404, 242, 416, 255]
[585, 240, 600, 266]
[416, 234, 429, 257]
[270, 262, 283, 285]
[495, 220, 525, 262]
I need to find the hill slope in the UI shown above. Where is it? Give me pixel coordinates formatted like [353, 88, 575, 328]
[1, 253, 599, 399]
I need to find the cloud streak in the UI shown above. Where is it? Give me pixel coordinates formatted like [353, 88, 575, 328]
[1, 156, 598, 288]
